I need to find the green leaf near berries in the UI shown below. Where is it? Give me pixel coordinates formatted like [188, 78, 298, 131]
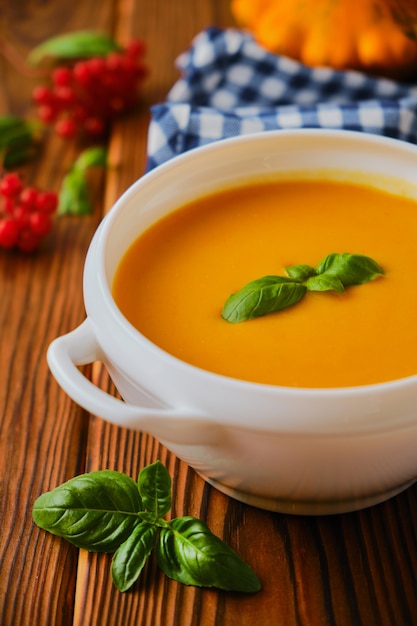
[75, 146, 108, 170]
[58, 147, 107, 216]
[157, 517, 261, 592]
[0, 116, 41, 169]
[58, 167, 90, 216]
[28, 31, 121, 65]
[32, 470, 142, 552]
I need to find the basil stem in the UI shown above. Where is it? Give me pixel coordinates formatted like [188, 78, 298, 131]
[32, 461, 260, 594]
[222, 252, 384, 323]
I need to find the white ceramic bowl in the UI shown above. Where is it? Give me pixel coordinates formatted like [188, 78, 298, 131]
[47, 129, 417, 515]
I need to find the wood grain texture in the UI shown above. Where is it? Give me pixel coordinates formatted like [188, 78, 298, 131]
[1, 1, 417, 625]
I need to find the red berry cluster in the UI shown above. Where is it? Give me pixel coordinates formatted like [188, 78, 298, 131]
[32, 40, 147, 139]
[0, 173, 58, 252]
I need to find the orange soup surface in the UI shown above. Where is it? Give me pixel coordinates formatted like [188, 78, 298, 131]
[112, 179, 417, 388]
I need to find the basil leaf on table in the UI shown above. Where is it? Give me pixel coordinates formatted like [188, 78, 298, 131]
[221, 275, 307, 323]
[32, 470, 142, 552]
[32, 460, 260, 594]
[111, 522, 158, 592]
[138, 459, 172, 519]
[157, 517, 261, 593]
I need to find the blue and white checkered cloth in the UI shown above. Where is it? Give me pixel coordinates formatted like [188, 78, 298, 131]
[146, 27, 417, 171]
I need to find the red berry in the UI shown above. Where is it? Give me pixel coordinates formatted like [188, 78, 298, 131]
[13, 205, 30, 228]
[36, 191, 58, 214]
[73, 61, 91, 85]
[55, 117, 77, 139]
[29, 212, 53, 236]
[0, 218, 19, 248]
[2, 197, 15, 215]
[86, 57, 106, 76]
[0, 173, 23, 198]
[37, 104, 58, 124]
[52, 66, 72, 87]
[54, 85, 77, 107]
[20, 187, 39, 208]
[32, 85, 54, 106]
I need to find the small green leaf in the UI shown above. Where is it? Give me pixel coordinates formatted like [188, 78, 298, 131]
[157, 517, 261, 593]
[306, 274, 344, 293]
[32, 470, 142, 552]
[28, 31, 121, 65]
[111, 522, 157, 592]
[58, 167, 90, 215]
[138, 460, 172, 519]
[58, 147, 107, 216]
[74, 146, 107, 170]
[285, 263, 316, 281]
[0, 116, 41, 168]
[315, 253, 384, 286]
[222, 276, 307, 323]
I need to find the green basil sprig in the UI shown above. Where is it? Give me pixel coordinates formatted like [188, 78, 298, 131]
[32, 461, 261, 594]
[222, 252, 383, 323]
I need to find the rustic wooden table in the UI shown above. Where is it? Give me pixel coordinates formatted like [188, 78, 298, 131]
[1, 1, 417, 625]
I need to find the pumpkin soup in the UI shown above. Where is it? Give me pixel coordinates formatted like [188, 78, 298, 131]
[112, 179, 417, 388]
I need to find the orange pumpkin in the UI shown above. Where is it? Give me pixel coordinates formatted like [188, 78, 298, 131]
[231, 0, 417, 79]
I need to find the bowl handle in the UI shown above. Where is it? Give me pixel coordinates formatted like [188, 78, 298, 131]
[47, 319, 221, 445]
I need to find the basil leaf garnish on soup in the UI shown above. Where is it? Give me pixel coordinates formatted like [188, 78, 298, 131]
[315, 253, 384, 286]
[222, 253, 384, 323]
[221, 276, 307, 323]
